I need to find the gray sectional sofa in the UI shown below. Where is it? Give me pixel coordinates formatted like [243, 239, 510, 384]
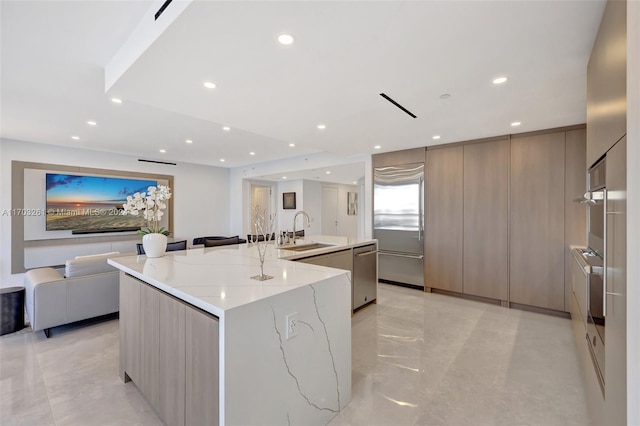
[24, 252, 128, 337]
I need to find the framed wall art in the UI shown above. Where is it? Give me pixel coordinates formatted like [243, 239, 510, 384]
[283, 192, 297, 210]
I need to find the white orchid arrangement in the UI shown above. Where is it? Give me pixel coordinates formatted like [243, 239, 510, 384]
[122, 185, 172, 236]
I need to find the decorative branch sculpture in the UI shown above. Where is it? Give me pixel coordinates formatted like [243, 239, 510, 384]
[249, 205, 277, 281]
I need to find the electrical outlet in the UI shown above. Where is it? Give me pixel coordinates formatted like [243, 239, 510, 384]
[286, 312, 298, 339]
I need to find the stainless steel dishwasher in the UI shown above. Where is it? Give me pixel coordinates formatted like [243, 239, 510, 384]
[352, 244, 378, 310]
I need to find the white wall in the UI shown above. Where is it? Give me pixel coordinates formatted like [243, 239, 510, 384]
[0, 138, 229, 286]
[302, 180, 322, 235]
[229, 152, 371, 237]
[626, 1, 639, 423]
[276, 180, 304, 234]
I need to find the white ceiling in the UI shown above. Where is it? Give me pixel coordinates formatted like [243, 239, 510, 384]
[1, 0, 605, 177]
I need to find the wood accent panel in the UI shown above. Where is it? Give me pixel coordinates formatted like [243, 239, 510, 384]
[463, 139, 509, 300]
[140, 283, 160, 411]
[586, 0, 626, 167]
[159, 294, 186, 426]
[186, 307, 220, 426]
[564, 129, 587, 312]
[604, 137, 627, 425]
[510, 132, 565, 310]
[425, 146, 463, 292]
[11, 160, 173, 274]
[119, 273, 140, 383]
[372, 147, 425, 168]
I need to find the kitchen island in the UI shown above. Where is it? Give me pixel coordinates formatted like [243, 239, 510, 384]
[108, 236, 375, 426]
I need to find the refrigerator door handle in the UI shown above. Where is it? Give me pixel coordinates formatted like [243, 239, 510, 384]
[379, 251, 424, 260]
[418, 176, 424, 241]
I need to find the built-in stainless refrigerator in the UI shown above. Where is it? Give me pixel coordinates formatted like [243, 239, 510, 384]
[373, 163, 424, 288]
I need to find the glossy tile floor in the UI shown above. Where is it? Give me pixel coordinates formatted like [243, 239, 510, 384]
[0, 284, 589, 425]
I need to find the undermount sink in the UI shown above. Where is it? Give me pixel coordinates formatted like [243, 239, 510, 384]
[279, 242, 335, 252]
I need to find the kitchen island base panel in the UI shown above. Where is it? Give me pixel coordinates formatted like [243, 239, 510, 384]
[118, 268, 351, 426]
[224, 274, 352, 426]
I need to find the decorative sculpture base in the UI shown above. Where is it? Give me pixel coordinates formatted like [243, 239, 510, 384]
[250, 274, 274, 281]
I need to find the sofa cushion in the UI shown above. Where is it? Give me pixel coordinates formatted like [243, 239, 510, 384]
[65, 252, 119, 278]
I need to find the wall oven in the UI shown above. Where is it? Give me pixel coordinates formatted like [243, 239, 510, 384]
[583, 158, 606, 393]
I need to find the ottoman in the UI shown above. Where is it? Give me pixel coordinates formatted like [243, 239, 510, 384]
[1, 287, 25, 335]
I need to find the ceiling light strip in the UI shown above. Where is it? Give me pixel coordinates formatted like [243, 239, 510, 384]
[379, 93, 417, 118]
[138, 159, 177, 166]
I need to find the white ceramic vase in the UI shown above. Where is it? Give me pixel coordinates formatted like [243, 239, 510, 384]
[142, 233, 167, 258]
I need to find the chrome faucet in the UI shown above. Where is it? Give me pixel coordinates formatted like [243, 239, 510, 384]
[292, 211, 311, 244]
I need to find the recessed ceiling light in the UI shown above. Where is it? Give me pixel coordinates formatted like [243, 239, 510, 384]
[249, 152, 255, 156]
[326, 171, 331, 175]
[71, 136, 80, 140]
[374, 145, 381, 150]
[289, 143, 295, 147]
[222, 126, 231, 132]
[493, 76, 508, 85]
[432, 135, 441, 140]
[353, 181, 357, 184]
[111, 98, 122, 104]
[282, 176, 287, 180]
[511, 121, 521, 127]
[277, 34, 294, 45]
[439, 93, 451, 99]
[185, 139, 193, 144]
[204, 82, 216, 89]
[87, 121, 97, 126]
[219, 158, 225, 162]
[317, 124, 326, 130]
[159, 149, 166, 153]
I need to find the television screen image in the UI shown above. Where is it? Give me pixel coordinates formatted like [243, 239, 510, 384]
[45, 173, 158, 233]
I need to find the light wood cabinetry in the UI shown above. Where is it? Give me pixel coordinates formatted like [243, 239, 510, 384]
[139, 283, 160, 410]
[186, 307, 219, 426]
[565, 129, 587, 312]
[463, 139, 509, 301]
[586, 0, 627, 167]
[425, 146, 463, 293]
[569, 251, 605, 426]
[510, 132, 566, 311]
[119, 273, 219, 426]
[604, 137, 626, 425]
[159, 293, 186, 426]
[119, 272, 140, 384]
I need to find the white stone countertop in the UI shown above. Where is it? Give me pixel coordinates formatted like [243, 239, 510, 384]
[108, 235, 376, 318]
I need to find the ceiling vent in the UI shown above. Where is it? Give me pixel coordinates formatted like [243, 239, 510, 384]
[379, 93, 417, 118]
[138, 158, 177, 166]
[154, 0, 174, 21]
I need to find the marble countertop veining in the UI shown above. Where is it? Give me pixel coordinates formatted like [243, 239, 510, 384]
[108, 235, 376, 318]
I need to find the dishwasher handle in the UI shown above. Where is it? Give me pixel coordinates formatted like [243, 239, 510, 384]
[378, 251, 424, 260]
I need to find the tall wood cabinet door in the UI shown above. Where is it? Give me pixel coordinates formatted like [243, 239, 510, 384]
[158, 295, 186, 426]
[139, 284, 160, 411]
[186, 307, 219, 426]
[510, 132, 565, 310]
[463, 139, 509, 300]
[604, 137, 626, 425]
[586, 0, 626, 167]
[119, 273, 140, 383]
[425, 146, 463, 292]
[564, 129, 587, 312]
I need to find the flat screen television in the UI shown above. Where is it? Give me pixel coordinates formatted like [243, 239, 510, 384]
[46, 173, 158, 234]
